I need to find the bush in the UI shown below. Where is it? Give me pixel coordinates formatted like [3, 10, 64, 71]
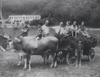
[30, 20, 39, 26]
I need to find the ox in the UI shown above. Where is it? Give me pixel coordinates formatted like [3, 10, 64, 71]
[7, 36, 58, 70]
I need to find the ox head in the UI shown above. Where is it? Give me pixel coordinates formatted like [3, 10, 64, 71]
[7, 37, 22, 52]
[0, 35, 12, 52]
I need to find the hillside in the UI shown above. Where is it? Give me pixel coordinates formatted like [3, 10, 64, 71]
[1, 0, 100, 27]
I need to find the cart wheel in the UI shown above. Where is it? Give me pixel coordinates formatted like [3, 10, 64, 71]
[66, 52, 76, 65]
[57, 51, 66, 63]
[2, 40, 7, 49]
[88, 49, 95, 61]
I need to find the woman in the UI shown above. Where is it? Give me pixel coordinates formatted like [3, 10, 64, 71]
[78, 21, 90, 38]
[70, 21, 78, 37]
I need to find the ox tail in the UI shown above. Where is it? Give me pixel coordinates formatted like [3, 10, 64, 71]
[56, 43, 58, 51]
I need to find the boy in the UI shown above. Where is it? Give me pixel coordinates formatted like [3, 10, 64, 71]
[75, 41, 83, 67]
[19, 23, 29, 38]
[35, 25, 43, 48]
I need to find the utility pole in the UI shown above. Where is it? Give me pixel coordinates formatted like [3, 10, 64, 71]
[0, 0, 2, 19]
[0, 0, 7, 36]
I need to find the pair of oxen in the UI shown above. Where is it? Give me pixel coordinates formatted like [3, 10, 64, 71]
[0, 34, 59, 70]
[0, 32, 97, 70]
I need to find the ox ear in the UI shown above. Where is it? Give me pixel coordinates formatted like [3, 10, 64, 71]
[14, 38, 21, 42]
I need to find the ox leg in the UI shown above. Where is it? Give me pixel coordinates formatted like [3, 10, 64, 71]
[47, 54, 49, 64]
[17, 51, 24, 66]
[43, 54, 49, 65]
[23, 58, 27, 69]
[53, 53, 57, 68]
[17, 56, 23, 66]
[27, 55, 31, 70]
[23, 55, 31, 70]
[50, 53, 57, 68]
[50, 54, 54, 68]
[43, 54, 46, 65]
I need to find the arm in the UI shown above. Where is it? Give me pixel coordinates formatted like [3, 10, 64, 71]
[84, 31, 90, 37]
[82, 31, 90, 38]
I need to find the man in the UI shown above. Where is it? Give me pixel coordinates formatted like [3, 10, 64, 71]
[35, 20, 49, 48]
[78, 21, 90, 38]
[70, 21, 78, 37]
[55, 22, 65, 35]
[41, 20, 49, 37]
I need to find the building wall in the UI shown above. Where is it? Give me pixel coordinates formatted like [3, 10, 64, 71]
[9, 15, 41, 23]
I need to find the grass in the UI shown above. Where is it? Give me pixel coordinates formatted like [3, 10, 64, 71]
[0, 26, 100, 77]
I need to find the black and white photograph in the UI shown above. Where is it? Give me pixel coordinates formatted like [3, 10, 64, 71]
[0, 0, 100, 77]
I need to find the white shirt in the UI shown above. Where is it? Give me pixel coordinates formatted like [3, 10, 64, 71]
[65, 26, 70, 32]
[55, 26, 65, 35]
[42, 25, 49, 35]
[70, 25, 78, 31]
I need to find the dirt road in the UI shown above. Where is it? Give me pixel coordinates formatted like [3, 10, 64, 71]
[0, 46, 100, 77]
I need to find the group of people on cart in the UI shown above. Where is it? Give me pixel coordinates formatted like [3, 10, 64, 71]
[20, 20, 90, 41]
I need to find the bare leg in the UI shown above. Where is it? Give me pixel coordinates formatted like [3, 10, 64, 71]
[79, 52, 82, 67]
[76, 59, 78, 67]
[79, 59, 81, 67]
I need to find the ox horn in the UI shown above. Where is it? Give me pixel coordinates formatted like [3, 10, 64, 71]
[14, 38, 21, 42]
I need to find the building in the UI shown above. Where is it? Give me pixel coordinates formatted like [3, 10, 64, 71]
[9, 15, 41, 23]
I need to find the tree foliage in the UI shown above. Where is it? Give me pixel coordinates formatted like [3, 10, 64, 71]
[2, 0, 100, 27]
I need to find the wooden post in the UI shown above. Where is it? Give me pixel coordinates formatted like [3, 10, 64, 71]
[0, 0, 2, 19]
[0, 0, 8, 36]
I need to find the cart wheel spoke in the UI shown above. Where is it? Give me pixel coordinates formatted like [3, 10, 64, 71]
[66, 53, 76, 65]
[88, 49, 95, 61]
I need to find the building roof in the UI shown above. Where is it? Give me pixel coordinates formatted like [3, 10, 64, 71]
[9, 15, 41, 17]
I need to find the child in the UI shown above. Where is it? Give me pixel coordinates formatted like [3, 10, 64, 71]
[35, 26, 43, 48]
[19, 23, 29, 38]
[75, 41, 83, 67]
